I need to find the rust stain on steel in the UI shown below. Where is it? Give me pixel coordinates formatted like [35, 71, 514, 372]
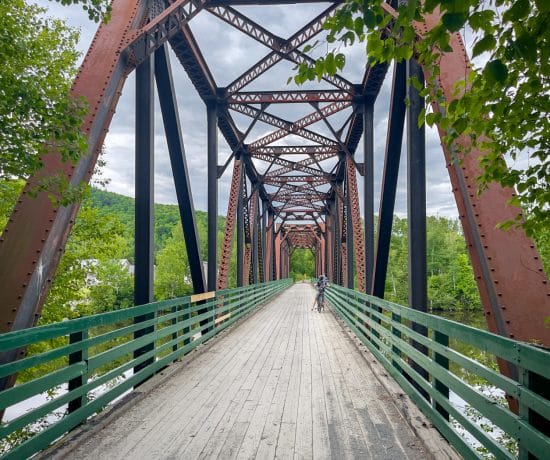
[217, 160, 242, 290]
[0, 0, 145, 334]
[422, 13, 550, 346]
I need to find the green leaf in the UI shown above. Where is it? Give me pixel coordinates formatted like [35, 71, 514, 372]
[418, 107, 426, 128]
[534, 0, 550, 13]
[485, 59, 508, 84]
[502, 0, 529, 22]
[472, 35, 496, 58]
[515, 33, 538, 63]
[335, 53, 346, 70]
[363, 9, 377, 29]
[441, 12, 467, 32]
[426, 112, 441, 126]
[325, 53, 337, 75]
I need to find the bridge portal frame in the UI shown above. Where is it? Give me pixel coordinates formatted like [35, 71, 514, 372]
[0, 0, 548, 394]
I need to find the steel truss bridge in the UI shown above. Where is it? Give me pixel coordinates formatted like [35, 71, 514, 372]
[0, 0, 549, 458]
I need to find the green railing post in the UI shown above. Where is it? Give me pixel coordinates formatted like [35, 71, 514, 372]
[133, 305, 156, 378]
[171, 305, 179, 352]
[518, 363, 529, 460]
[183, 299, 191, 346]
[432, 331, 449, 421]
[391, 310, 402, 372]
[67, 330, 88, 415]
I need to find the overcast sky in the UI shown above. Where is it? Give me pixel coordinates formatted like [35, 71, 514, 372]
[36, 1, 458, 219]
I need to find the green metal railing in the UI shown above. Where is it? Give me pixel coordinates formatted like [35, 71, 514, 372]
[0, 279, 291, 459]
[326, 284, 550, 459]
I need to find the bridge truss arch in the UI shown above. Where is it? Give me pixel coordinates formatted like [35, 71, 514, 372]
[0, 0, 549, 365]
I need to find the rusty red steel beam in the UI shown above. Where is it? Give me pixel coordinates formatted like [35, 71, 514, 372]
[0, 0, 149, 336]
[125, 0, 208, 67]
[230, 104, 338, 147]
[421, 13, 550, 347]
[249, 100, 351, 149]
[346, 157, 365, 292]
[243, 189, 258, 285]
[338, 195, 346, 285]
[263, 152, 337, 178]
[227, 90, 352, 105]
[216, 4, 353, 94]
[217, 159, 242, 290]
[254, 154, 330, 178]
[250, 145, 340, 155]
[264, 176, 331, 185]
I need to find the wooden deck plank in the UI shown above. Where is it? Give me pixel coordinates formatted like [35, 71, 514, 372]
[55, 283, 455, 460]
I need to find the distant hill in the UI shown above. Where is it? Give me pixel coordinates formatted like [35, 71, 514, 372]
[88, 188, 224, 257]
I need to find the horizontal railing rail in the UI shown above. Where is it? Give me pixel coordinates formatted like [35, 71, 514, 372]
[326, 284, 550, 459]
[0, 279, 292, 459]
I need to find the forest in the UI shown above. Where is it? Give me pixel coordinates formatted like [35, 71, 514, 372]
[5, 181, 547, 324]
[2, 179, 549, 326]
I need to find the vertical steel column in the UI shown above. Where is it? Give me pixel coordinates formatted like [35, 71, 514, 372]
[207, 102, 218, 292]
[251, 193, 259, 284]
[266, 211, 274, 281]
[346, 181, 354, 289]
[236, 164, 244, 287]
[332, 197, 340, 284]
[261, 201, 267, 282]
[325, 212, 331, 280]
[363, 101, 375, 294]
[272, 222, 278, 280]
[134, 55, 155, 376]
[372, 61, 407, 298]
[407, 58, 429, 391]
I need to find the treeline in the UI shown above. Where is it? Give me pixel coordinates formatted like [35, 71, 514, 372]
[290, 214, 550, 312]
[1, 183, 549, 322]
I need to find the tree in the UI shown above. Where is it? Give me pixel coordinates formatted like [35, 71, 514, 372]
[290, 249, 315, 281]
[53, 0, 111, 22]
[296, 0, 549, 237]
[0, 0, 112, 207]
[155, 223, 193, 300]
[0, 1, 86, 200]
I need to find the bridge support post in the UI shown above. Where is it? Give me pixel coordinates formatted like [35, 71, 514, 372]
[363, 101, 374, 294]
[207, 102, 218, 292]
[155, 45, 205, 294]
[346, 180, 354, 289]
[133, 54, 155, 377]
[372, 60, 406, 299]
[237, 164, 244, 287]
[406, 57, 432, 399]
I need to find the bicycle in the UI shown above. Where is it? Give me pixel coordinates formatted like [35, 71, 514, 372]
[316, 290, 325, 313]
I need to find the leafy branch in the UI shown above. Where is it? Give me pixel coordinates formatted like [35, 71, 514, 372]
[295, 0, 550, 237]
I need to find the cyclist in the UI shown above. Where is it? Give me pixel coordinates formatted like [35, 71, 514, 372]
[314, 275, 329, 312]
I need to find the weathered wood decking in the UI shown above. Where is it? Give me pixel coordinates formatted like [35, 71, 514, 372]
[52, 284, 456, 459]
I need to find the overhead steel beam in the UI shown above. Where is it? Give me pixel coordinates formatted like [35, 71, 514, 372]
[231, 104, 342, 147]
[249, 101, 350, 149]
[251, 146, 340, 156]
[227, 90, 352, 105]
